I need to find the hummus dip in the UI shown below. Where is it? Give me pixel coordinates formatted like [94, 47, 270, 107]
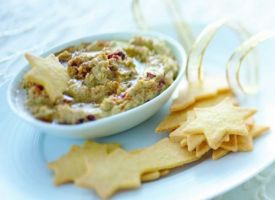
[22, 36, 179, 124]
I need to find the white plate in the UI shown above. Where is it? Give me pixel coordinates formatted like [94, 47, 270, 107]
[1, 29, 275, 200]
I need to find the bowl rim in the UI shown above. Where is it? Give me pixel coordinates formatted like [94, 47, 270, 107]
[7, 31, 186, 131]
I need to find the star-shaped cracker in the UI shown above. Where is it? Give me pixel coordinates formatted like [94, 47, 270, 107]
[237, 135, 253, 151]
[187, 134, 205, 151]
[24, 53, 69, 102]
[180, 134, 229, 158]
[212, 124, 269, 160]
[250, 124, 269, 139]
[76, 148, 141, 199]
[76, 138, 197, 199]
[170, 110, 230, 148]
[183, 120, 252, 154]
[169, 111, 196, 142]
[156, 92, 236, 133]
[172, 99, 256, 149]
[212, 148, 229, 160]
[170, 78, 230, 112]
[220, 135, 238, 152]
[178, 134, 211, 158]
[48, 141, 120, 185]
[195, 141, 210, 158]
[48, 140, 171, 187]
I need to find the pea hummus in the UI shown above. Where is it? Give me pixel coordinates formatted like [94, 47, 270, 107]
[22, 36, 179, 124]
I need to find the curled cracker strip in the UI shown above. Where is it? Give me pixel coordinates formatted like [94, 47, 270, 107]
[185, 19, 257, 83]
[131, 0, 149, 30]
[226, 31, 275, 95]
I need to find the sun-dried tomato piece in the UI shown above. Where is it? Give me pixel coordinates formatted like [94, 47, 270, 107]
[146, 72, 156, 79]
[86, 115, 96, 121]
[107, 51, 126, 60]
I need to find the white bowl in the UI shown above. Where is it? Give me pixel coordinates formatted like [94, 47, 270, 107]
[7, 31, 186, 139]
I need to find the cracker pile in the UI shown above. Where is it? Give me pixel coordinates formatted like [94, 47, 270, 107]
[156, 80, 269, 160]
[48, 80, 269, 200]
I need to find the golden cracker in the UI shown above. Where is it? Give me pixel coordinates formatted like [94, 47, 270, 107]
[24, 53, 69, 102]
[141, 171, 160, 182]
[180, 137, 187, 147]
[212, 124, 269, 160]
[156, 92, 234, 133]
[251, 124, 270, 138]
[187, 134, 205, 151]
[75, 138, 198, 199]
[212, 148, 229, 160]
[220, 135, 238, 152]
[196, 141, 210, 158]
[141, 169, 170, 182]
[173, 99, 256, 149]
[48, 141, 111, 185]
[170, 78, 230, 112]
